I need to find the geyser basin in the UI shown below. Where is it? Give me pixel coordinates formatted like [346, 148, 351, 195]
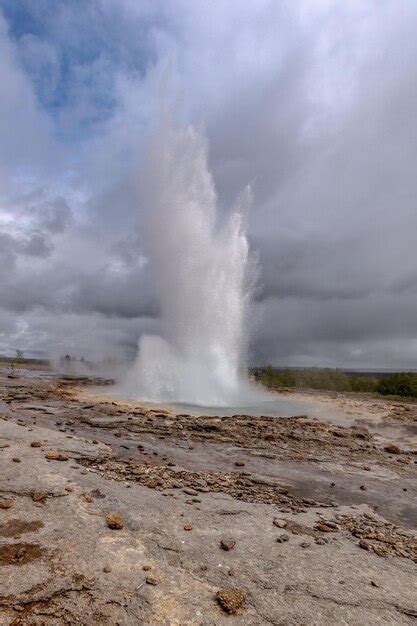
[140, 395, 352, 426]
[122, 117, 257, 406]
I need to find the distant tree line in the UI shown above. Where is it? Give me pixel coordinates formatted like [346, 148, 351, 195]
[253, 367, 417, 398]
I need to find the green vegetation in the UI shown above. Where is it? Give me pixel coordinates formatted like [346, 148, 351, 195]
[377, 372, 417, 398]
[254, 367, 417, 398]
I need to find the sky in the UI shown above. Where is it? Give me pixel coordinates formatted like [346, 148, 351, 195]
[0, 0, 417, 369]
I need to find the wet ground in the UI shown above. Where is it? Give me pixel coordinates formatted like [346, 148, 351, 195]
[0, 364, 416, 624]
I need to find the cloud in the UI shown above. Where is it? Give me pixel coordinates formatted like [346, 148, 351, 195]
[0, 1, 417, 367]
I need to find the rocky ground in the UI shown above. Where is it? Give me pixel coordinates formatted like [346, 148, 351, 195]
[0, 365, 416, 625]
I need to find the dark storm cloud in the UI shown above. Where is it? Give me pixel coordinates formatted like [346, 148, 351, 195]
[1, 1, 417, 366]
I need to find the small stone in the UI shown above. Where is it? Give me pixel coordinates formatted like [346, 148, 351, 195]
[228, 568, 236, 576]
[45, 451, 68, 461]
[273, 518, 287, 528]
[183, 523, 193, 531]
[30, 441, 42, 448]
[315, 520, 339, 532]
[276, 534, 290, 543]
[359, 539, 371, 551]
[0, 499, 13, 509]
[103, 566, 111, 573]
[183, 487, 198, 496]
[234, 460, 245, 467]
[12, 458, 21, 463]
[216, 588, 246, 614]
[146, 575, 158, 586]
[92, 440, 99, 445]
[65, 486, 73, 492]
[106, 514, 124, 530]
[220, 539, 236, 551]
[371, 580, 379, 588]
[360, 484, 367, 491]
[300, 541, 310, 548]
[142, 564, 152, 571]
[384, 443, 401, 454]
[31, 490, 46, 502]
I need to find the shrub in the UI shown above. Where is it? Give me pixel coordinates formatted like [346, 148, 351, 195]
[377, 372, 417, 397]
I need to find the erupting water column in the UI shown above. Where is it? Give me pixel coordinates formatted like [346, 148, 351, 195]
[125, 119, 257, 407]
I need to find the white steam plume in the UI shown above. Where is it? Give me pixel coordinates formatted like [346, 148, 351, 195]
[123, 117, 259, 407]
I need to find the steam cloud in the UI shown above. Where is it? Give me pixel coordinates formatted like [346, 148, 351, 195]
[122, 118, 258, 406]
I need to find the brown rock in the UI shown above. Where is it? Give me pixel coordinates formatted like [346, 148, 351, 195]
[384, 443, 401, 454]
[359, 539, 371, 551]
[183, 523, 193, 531]
[142, 564, 152, 571]
[234, 460, 245, 467]
[106, 514, 124, 530]
[31, 491, 46, 502]
[103, 566, 112, 573]
[216, 588, 246, 614]
[315, 520, 339, 533]
[0, 499, 13, 509]
[273, 518, 287, 528]
[30, 442, 42, 448]
[220, 539, 236, 551]
[276, 534, 290, 543]
[12, 458, 21, 463]
[45, 451, 68, 461]
[146, 575, 158, 586]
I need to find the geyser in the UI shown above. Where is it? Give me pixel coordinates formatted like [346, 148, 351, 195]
[124, 119, 259, 407]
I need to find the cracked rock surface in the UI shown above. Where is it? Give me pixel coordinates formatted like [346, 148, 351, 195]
[0, 364, 416, 624]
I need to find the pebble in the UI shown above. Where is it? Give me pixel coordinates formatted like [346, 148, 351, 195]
[31, 490, 46, 502]
[220, 539, 236, 551]
[142, 564, 152, 571]
[183, 488, 198, 496]
[273, 518, 287, 528]
[234, 460, 245, 467]
[146, 575, 158, 586]
[216, 588, 246, 614]
[106, 514, 124, 530]
[103, 566, 111, 573]
[30, 442, 42, 448]
[45, 451, 68, 461]
[12, 458, 21, 463]
[384, 443, 401, 454]
[183, 523, 193, 531]
[0, 499, 13, 509]
[276, 534, 290, 543]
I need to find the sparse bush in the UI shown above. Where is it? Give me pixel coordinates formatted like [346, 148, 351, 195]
[377, 372, 417, 397]
[256, 367, 378, 393]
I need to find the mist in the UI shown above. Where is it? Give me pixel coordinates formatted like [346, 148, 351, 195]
[121, 117, 260, 406]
